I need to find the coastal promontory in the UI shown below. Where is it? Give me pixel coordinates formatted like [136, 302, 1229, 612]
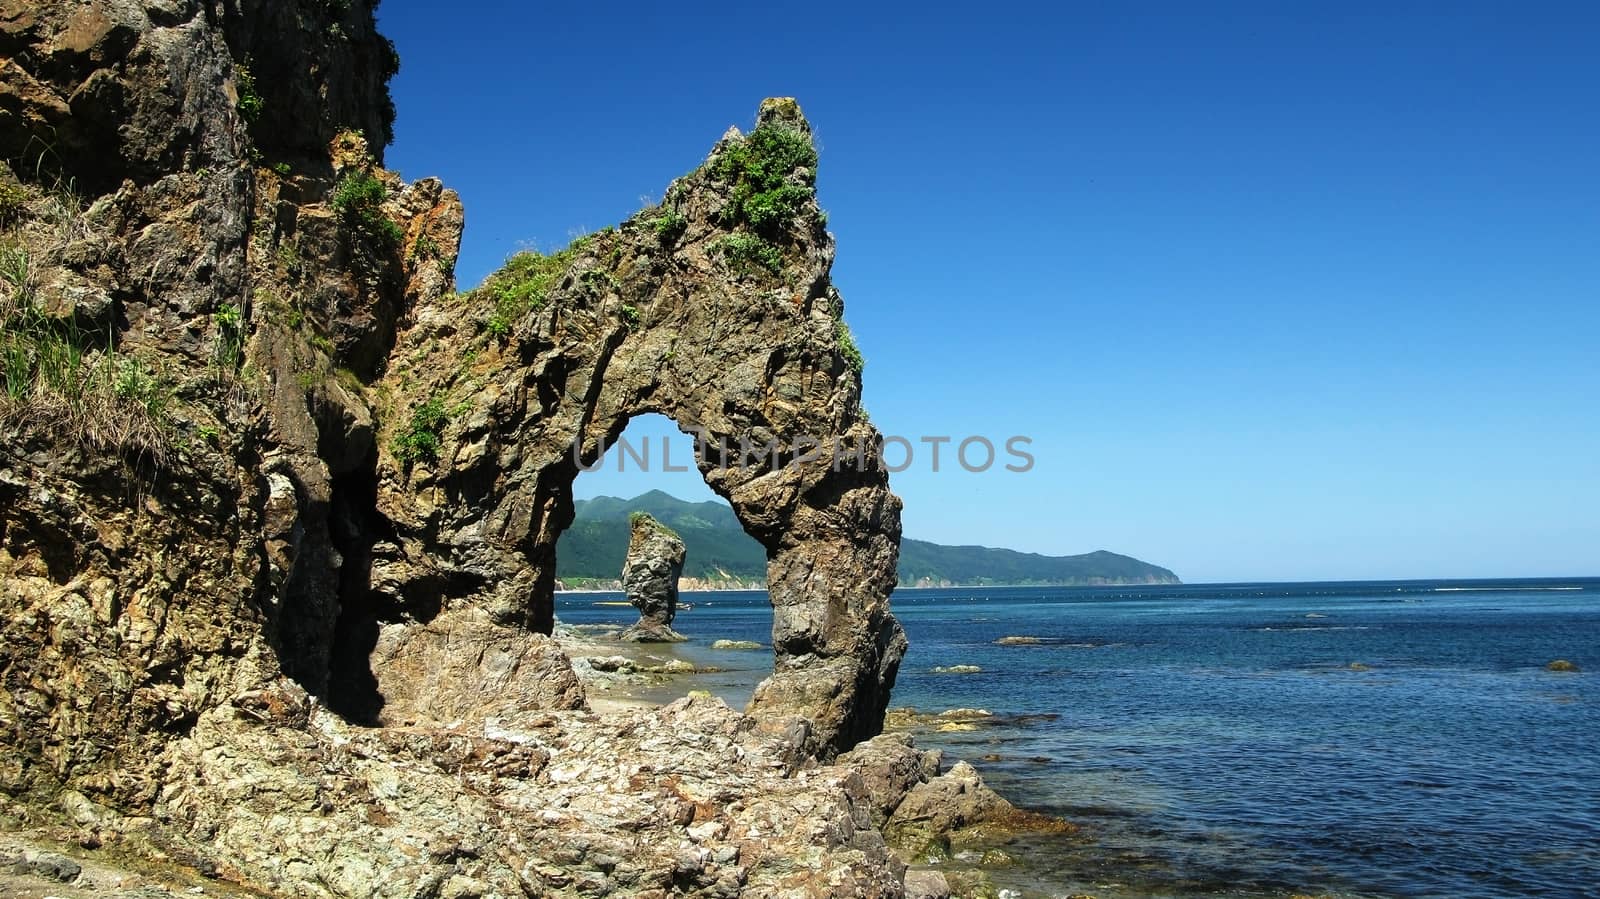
[0, 3, 1079, 896]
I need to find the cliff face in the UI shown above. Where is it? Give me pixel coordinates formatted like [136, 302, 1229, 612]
[0, 0, 461, 809]
[0, 4, 926, 896]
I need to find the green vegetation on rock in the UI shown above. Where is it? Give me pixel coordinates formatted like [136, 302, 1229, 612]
[234, 61, 264, 123]
[0, 177, 26, 227]
[710, 122, 817, 237]
[391, 395, 448, 465]
[701, 120, 820, 279]
[836, 321, 864, 374]
[0, 243, 174, 464]
[476, 241, 586, 337]
[709, 232, 782, 275]
[332, 169, 403, 249]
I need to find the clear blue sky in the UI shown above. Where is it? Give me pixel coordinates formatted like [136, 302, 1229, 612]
[376, 2, 1599, 583]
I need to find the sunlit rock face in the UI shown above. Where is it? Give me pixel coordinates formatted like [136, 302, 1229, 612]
[375, 97, 906, 756]
[0, 1, 910, 884]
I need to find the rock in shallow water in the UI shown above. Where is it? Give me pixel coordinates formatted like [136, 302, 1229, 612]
[621, 514, 689, 643]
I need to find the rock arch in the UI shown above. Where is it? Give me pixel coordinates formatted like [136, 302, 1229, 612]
[374, 99, 906, 753]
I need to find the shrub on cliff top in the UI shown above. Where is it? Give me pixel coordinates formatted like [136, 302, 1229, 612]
[332, 170, 403, 249]
[710, 123, 818, 239]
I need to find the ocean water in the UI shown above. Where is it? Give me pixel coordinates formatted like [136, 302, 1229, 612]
[556, 579, 1600, 899]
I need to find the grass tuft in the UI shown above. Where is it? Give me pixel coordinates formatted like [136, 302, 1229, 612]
[0, 243, 175, 465]
[835, 321, 864, 375]
[474, 241, 587, 336]
[709, 233, 782, 277]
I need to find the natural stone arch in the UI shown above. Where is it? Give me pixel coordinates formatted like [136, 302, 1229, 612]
[375, 99, 906, 754]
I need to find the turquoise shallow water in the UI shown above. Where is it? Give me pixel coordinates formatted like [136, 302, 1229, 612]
[557, 579, 1600, 898]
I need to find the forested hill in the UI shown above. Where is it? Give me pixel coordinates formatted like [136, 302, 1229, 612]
[557, 491, 1180, 588]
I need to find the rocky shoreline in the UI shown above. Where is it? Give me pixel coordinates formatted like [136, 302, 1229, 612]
[0, 621, 1076, 899]
[0, 3, 1070, 897]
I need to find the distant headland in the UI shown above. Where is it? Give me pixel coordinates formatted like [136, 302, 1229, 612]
[557, 490, 1181, 589]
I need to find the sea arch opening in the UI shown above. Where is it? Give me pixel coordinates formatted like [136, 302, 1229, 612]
[556, 412, 776, 707]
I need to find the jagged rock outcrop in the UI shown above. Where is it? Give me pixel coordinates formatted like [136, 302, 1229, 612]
[621, 513, 688, 642]
[0, 0, 459, 807]
[0, 3, 930, 895]
[372, 97, 906, 755]
[837, 734, 1074, 864]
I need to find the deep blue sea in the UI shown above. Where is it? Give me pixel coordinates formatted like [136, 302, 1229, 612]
[557, 579, 1600, 899]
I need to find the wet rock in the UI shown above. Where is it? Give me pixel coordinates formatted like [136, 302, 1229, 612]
[885, 708, 996, 730]
[994, 636, 1042, 646]
[904, 869, 952, 899]
[711, 639, 763, 651]
[932, 665, 981, 674]
[4, 849, 82, 882]
[1546, 659, 1581, 672]
[885, 761, 1074, 862]
[620, 514, 688, 643]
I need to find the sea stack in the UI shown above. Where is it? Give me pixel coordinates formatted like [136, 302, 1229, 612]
[621, 513, 689, 642]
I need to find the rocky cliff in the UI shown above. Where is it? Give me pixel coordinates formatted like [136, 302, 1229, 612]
[366, 95, 906, 756]
[620, 513, 688, 643]
[0, 3, 970, 897]
[1, 0, 460, 808]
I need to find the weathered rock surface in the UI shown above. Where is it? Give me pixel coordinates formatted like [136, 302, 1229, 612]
[0, 0, 459, 809]
[153, 688, 906, 899]
[902, 870, 953, 899]
[836, 734, 1073, 866]
[837, 733, 944, 829]
[883, 761, 1075, 862]
[621, 513, 689, 642]
[371, 96, 906, 754]
[369, 607, 587, 727]
[0, 3, 946, 896]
